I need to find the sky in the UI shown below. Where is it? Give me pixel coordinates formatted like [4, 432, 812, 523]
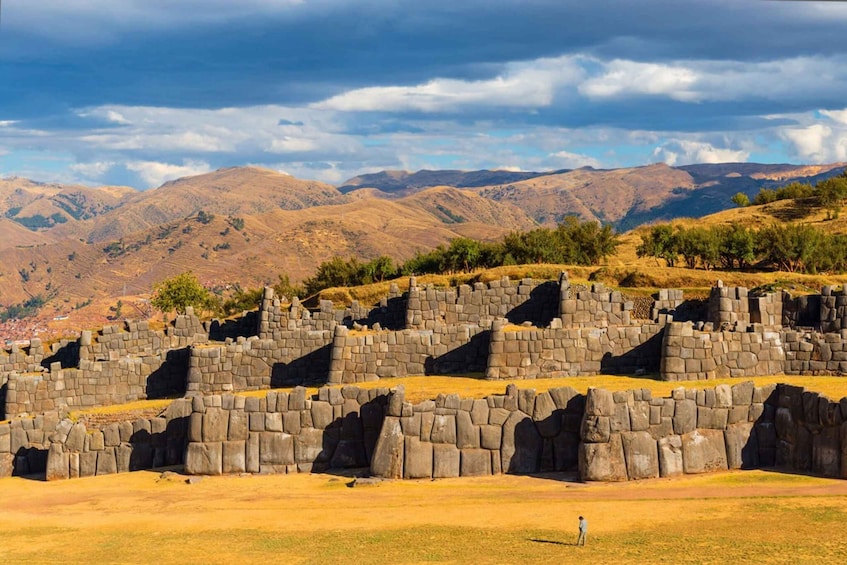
[2, 0, 847, 189]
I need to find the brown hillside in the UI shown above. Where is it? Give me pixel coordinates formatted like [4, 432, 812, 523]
[476, 163, 695, 225]
[84, 167, 347, 242]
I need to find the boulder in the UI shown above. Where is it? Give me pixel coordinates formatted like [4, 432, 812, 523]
[724, 422, 757, 470]
[621, 431, 659, 480]
[681, 429, 727, 474]
[433, 443, 460, 478]
[370, 417, 404, 479]
[460, 449, 492, 476]
[185, 442, 222, 475]
[404, 437, 433, 479]
[658, 435, 683, 477]
[501, 411, 541, 474]
[578, 433, 627, 482]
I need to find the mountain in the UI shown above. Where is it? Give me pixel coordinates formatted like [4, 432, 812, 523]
[338, 169, 557, 195]
[84, 167, 347, 242]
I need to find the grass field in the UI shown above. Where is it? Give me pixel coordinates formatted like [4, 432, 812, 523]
[0, 468, 845, 564]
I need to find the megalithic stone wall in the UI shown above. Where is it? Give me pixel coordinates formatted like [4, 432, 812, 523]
[559, 282, 634, 327]
[0, 339, 46, 374]
[783, 329, 847, 374]
[819, 285, 847, 332]
[45, 399, 192, 481]
[660, 322, 786, 381]
[579, 383, 778, 481]
[578, 383, 847, 481]
[182, 386, 389, 475]
[405, 277, 559, 330]
[327, 324, 490, 384]
[485, 320, 664, 380]
[707, 284, 750, 328]
[0, 411, 63, 478]
[369, 384, 585, 479]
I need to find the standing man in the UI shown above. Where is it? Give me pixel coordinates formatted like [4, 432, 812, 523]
[577, 515, 588, 546]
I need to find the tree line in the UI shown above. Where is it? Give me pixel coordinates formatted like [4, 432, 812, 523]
[637, 222, 847, 274]
[150, 217, 620, 316]
[731, 169, 847, 218]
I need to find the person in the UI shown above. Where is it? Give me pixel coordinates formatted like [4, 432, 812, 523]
[577, 515, 588, 546]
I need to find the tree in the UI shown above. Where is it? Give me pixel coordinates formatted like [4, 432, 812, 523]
[637, 224, 678, 267]
[730, 192, 750, 208]
[151, 271, 213, 315]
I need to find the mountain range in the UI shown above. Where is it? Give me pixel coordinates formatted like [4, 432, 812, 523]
[1, 161, 844, 335]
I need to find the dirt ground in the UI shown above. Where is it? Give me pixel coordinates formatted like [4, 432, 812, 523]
[0, 468, 845, 564]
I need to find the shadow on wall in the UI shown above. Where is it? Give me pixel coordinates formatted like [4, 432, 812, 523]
[600, 330, 664, 375]
[146, 348, 190, 399]
[208, 311, 259, 341]
[425, 331, 490, 375]
[349, 295, 408, 331]
[506, 395, 585, 474]
[271, 344, 333, 387]
[505, 281, 560, 327]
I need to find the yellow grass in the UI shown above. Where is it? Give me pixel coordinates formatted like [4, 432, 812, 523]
[66, 375, 847, 423]
[0, 469, 844, 564]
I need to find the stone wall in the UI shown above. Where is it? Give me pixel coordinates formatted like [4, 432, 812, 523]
[819, 285, 847, 332]
[783, 329, 847, 375]
[0, 411, 62, 478]
[0, 339, 46, 374]
[3, 312, 207, 419]
[707, 284, 750, 327]
[327, 325, 490, 383]
[578, 382, 846, 481]
[405, 277, 559, 330]
[183, 386, 388, 475]
[485, 321, 664, 380]
[45, 399, 191, 481]
[560, 281, 633, 327]
[660, 322, 786, 381]
[187, 329, 334, 395]
[370, 384, 585, 479]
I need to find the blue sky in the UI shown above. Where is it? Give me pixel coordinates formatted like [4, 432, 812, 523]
[2, 0, 847, 189]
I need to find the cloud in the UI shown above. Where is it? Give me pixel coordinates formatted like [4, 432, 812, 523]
[313, 56, 585, 112]
[69, 161, 115, 180]
[546, 150, 602, 169]
[653, 140, 750, 166]
[125, 159, 211, 188]
[580, 61, 699, 102]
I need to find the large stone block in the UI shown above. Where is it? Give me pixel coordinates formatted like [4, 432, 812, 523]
[578, 433, 627, 481]
[259, 432, 294, 466]
[673, 399, 697, 435]
[629, 403, 650, 432]
[581, 416, 611, 443]
[222, 440, 246, 474]
[585, 388, 614, 417]
[185, 442, 223, 475]
[621, 431, 659, 480]
[96, 447, 117, 476]
[812, 426, 841, 478]
[295, 428, 326, 464]
[431, 414, 457, 444]
[460, 448, 492, 476]
[501, 411, 541, 474]
[433, 443, 460, 478]
[370, 417, 404, 479]
[456, 411, 479, 449]
[658, 435, 683, 477]
[404, 437, 433, 479]
[202, 408, 228, 442]
[311, 401, 334, 430]
[681, 429, 728, 474]
[45, 444, 69, 481]
[724, 422, 757, 470]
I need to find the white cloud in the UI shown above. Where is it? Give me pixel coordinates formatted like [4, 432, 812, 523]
[580, 61, 699, 102]
[126, 159, 211, 188]
[313, 55, 585, 112]
[653, 140, 749, 166]
[547, 150, 602, 169]
[70, 161, 115, 180]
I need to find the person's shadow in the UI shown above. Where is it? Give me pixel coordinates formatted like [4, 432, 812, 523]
[528, 538, 571, 546]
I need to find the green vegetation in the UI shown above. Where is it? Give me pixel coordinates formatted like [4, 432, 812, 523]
[151, 271, 214, 315]
[748, 170, 847, 219]
[730, 192, 750, 207]
[0, 295, 45, 321]
[638, 222, 847, 274]
[12, 212, 68, 230]
[196, 210, 214, 224]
